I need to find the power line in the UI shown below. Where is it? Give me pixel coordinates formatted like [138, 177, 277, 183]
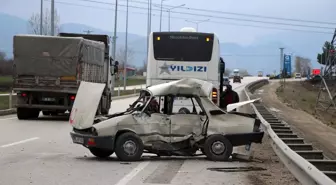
[121, 0, 336, 26]
[48, 0, 334, 35]
[68, 0, 336, 30]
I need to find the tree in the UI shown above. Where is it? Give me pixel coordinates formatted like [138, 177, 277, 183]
[317, 41, 335, 65]
[115, 47, 135, 67]
[137, 59, 147, 75]
[28, 8, 60, 35]
[0, 50, 14, 76]
[0, 51, 6, 61]
[295, 56, 301, 74]
[295, 56, 312, 76]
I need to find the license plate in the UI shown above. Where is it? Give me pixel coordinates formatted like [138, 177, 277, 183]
[74, 136, 84, 144]
[42, 97, 56, 101]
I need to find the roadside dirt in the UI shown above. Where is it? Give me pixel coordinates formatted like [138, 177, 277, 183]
[260, 81, 336, 160]
[276, 81, 335, 128]
[238, 91, 300, 185]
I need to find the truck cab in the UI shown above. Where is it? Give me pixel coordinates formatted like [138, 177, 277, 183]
[233, 69, 241, 83]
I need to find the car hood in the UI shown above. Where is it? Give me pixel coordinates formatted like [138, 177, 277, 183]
[69, 81, 106, 130]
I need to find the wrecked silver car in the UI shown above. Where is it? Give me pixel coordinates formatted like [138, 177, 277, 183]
[69, 78, 264, 161]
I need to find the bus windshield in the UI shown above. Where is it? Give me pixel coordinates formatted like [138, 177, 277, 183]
[153, 32, 214, 62]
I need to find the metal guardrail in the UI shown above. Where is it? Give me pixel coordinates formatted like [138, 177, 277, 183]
[244, 79, 336, 185]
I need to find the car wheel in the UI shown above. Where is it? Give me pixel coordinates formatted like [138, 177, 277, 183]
[115, 132, 144, 161]
[203, 134, 233, 161]
[89, 148, 114, 158]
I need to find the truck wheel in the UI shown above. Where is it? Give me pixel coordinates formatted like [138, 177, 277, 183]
[30, 109, 40, 119]
[203, 134, 233, 161]
[89, 148, 114, 158]
[17, 108, 31, 120]
[42, 111, 51, 116]
[115, 132, 144, 161]
[17, 108, 39, 120]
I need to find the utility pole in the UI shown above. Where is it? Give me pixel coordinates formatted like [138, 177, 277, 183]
[154, 3, 185, 31]
[146, 0, 152, 64]
[159, 0, 167, 31]
[51, 0, 55, 36]
[279, 48, 284, 75]
[40, 0, 43, 35]
[164, 4, 185, 31]
[185, 19, 210, 31]
[112, 0, 118, 61]
[279, 47, 285, 89]
[123, 0, 129, 91]
[83, 30, 93, 34]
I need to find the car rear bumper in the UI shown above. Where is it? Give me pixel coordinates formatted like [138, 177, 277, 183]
[70, 132, 114, 150]
[226, 131, 265, 146]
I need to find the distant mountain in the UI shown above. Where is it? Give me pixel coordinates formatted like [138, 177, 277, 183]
[0, 13, 28, 57]
[0, 12, 331, 75]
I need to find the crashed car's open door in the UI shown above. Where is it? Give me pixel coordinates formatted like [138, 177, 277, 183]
[69, 81, 106, 129]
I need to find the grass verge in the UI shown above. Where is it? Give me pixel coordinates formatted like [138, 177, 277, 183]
[0, 95, 16, 110]
[276, 81, 335, 127]
[115, 78, 145, 87]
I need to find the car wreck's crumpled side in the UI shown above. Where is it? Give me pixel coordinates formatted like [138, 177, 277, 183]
[199, 97, 263, 146]
[69, 79, 264, 161]
[92, 112, 205, 147]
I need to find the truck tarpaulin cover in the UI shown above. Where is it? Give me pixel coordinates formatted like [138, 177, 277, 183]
[13, 34, 105, 77]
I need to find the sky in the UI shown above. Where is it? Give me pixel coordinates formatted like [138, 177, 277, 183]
[1, 0, 335, 46]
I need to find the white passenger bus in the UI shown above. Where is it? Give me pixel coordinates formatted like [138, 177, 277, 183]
[146, 27, 225, 106]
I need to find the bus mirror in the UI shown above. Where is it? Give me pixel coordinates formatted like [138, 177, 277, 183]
[114, 61, 119, 74]
[220, 62, 225, 74]
[220, 57, 225, 74]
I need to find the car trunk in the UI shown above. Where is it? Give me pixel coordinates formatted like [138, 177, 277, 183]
[69, 81, 106, 130]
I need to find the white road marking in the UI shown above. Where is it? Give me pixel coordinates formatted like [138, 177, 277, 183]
[1, 137, 40, 148]
[114, 161, 150, 185]
[0, 117, 17, 121]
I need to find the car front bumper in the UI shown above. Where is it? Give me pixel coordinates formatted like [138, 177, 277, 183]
[70, 131, 114, 150]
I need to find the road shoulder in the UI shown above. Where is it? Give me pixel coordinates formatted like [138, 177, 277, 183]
[238, 90, 299, 185]
[260, 81, 336, 159]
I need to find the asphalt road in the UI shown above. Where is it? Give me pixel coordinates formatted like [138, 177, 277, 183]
[0, 77, 271, 185]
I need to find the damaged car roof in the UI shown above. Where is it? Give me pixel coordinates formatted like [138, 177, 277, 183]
[147, 78, 214, 97]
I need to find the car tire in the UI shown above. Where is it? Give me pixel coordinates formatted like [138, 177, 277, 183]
[115, 132, 144, 161]
[89, 148, 114, 158]
[203, 134, 233, 161]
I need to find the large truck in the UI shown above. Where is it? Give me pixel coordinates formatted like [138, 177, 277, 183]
[12, 33, 118, 120]
[233, 69, 241, 83]
[258, 71, 263, 77]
